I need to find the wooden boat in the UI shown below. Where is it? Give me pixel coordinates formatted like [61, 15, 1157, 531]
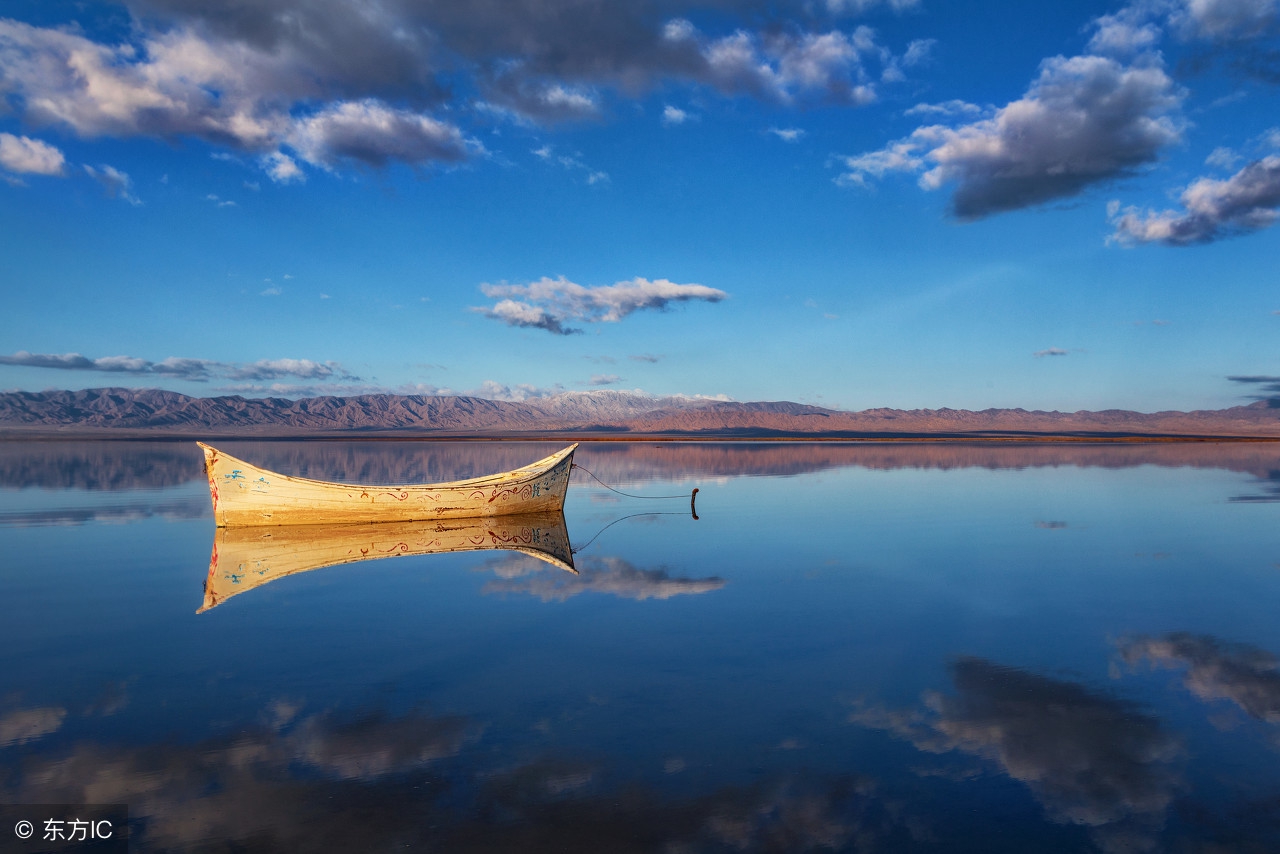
[200, 512, 575, 612]
[198, 442, 577, 527]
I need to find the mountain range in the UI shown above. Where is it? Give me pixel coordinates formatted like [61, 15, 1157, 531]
[1, 388, 1278, 439]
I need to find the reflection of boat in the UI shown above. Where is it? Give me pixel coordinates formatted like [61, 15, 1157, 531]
[200, 512, 575, 612]
[198, 443, 576, 527]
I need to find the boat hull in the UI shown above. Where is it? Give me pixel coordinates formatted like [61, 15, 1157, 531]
[201, 511, 575, 612]
[199, 442, 576, 527]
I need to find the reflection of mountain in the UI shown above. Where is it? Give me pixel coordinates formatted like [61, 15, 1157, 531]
[0, 440, 205, 490]
[1119, 633, 1280, 725]
[202, 513, 575, 612]
[479, 554, 725, 601]
[0, 440, 575, 491]
[7, 438, 1280, 491]
[851, 657, 1181, 849]
[579, 441, 1280, 485]
[0, 498, 208, 527]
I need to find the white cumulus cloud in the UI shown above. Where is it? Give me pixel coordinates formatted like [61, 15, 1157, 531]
[838, 55, 1184, 218]
[1110, 155, 1280, 244]
[83, 163, 140, 204]
[1171, 0, 1279, 39]
[0, 350, 356, 383]
[261, 151, 304, 183]
[0, 18, 481, 180]
[665, 18, 895, 106]
[474, 276, 728, 335]
[662, 105, 691, 126]
[903, 100, 987, 119]
[289, 100, 480, 169]
[768, 126, 806, 142]
[0, 132, 65, 175]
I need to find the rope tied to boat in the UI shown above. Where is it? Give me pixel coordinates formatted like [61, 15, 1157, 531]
[571, 510, 690, 554]
[570, 462, 696, 501]
[567, 464, 701, 548]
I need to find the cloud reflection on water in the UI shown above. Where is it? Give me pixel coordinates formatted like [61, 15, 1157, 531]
[850, 657, 1182, 853]
[1229, 469, 1280, 503]
[4, 703, 929, 853]
[479, 554, 725, 601]
[8, 707, 475, 852]
[1119, 633, 1280, 727]
[0, 705, 66, 748]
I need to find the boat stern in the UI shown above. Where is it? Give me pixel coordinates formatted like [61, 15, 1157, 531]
[197, 441, 224, 527]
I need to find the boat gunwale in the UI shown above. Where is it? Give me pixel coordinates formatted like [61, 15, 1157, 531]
[197, 441, 578, 493]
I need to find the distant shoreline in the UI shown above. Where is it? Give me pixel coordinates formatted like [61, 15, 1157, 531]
[4, 431, 1279, 443]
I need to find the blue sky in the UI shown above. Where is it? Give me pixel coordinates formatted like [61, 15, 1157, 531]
[1, 0, 1278, 411]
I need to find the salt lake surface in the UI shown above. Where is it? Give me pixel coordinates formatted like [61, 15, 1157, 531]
[2, 439, 1280, 852]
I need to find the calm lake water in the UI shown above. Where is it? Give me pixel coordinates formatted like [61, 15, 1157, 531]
[2, 440, 1280, 853]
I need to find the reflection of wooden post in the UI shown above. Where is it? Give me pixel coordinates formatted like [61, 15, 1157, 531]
[690, 488, 699, 521]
